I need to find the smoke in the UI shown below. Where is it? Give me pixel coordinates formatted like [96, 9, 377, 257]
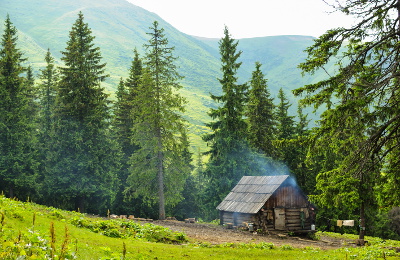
[248, 147, 293, 177]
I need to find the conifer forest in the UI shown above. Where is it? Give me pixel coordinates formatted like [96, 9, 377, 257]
[1, 0, 400, 243]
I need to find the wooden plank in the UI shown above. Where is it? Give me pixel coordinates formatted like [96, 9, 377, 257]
[286, 219, 301, 224]
[286, 208, 301, 212]
[286, 212, 300, 216]
[286, 214, 300, 218]
[286, 223, 302, 227]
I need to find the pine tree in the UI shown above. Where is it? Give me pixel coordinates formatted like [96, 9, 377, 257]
[111, 50, 143, 214]
[276, 88, 295, 141]
[37, 50, 58, 162]
[246, 62, 276, 157]
[25, 65, 38, 119]
[294, 0, 400, 241]
[202, 27, 262, 219]
[274, 88, 297, 168]
[291, 105, 312, 193]
[116, 48, 142, 157]
[47, 12, 119, 213]
[36, 50, 59, 203]
[125, 21, 190, 220]
[0, 15, 39, 199]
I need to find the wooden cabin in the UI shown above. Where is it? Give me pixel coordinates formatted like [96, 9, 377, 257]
[216, 175, 315, 232]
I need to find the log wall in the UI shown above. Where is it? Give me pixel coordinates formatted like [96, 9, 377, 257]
[284, 208, 311, 231]
[220, 211, 255, 227]
[264, 185, 309, 209]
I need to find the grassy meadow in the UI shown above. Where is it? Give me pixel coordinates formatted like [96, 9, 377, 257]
[1, 195, 400, 259]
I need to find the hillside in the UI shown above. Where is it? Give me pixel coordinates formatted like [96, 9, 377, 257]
[1, 195, 400, 259]
[0, 0, 327, 151]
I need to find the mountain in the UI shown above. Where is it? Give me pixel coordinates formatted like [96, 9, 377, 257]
[0, 0, 327, 151]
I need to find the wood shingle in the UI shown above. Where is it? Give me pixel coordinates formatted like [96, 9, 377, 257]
[216, 175, 290, 214]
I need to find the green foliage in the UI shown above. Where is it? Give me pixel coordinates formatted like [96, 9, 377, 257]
[46, 12, 120, 213]
[110, 49, 142, 215]
[126, 21, 191, 219]
[280, 244, 294, 250]
[69, 216, 188, 243]
[246, 62, 277, 157]
[0, 212, 76, 260]
[292, 0, 400, 241]
[1, 194, 400, 259]
[203, 27, 262, 218]
[0, 15, 39, 199]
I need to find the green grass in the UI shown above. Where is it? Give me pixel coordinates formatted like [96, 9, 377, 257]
[1, 196, 400, 259]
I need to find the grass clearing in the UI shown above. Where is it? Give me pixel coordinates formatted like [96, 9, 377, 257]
[0, 195, 399, 259]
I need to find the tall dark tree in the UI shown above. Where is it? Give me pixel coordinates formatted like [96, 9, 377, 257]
[47, 12, 119, 213]
[246, 62, 276, 157]
[37, 50, 58, 166]
[275, 88, 296, 167]
[291, 105, 312, 193]
[125, 21, 190, 220]
[293, 0, 400, 241]
[115, 48, 142, 157]
[0, 15, 39, 199]
[276, 88, 295, 141]
[112, 49, 143, 214]
[36, 50, 59, 203]
[25, 65, 38, 119]
[203, 27, 265, 219]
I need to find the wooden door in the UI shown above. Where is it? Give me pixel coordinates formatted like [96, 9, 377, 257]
[274, 208, 286, 230]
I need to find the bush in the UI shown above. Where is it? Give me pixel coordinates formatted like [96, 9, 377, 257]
[136, 223, 188, 244]
[69, 218, 188, 244]
[103, 228, 123, 238]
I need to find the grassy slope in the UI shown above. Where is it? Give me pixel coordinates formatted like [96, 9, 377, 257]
[0, 0, 330, 152]
[1, 196, 400, 259]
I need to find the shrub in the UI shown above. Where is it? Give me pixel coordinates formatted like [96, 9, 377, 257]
[103, 228, 124, 238]
[51, 209, 65, 219]
[280, 244, 294, 250]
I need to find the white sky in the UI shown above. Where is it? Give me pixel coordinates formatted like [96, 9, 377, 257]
[126, 0, 355, 39]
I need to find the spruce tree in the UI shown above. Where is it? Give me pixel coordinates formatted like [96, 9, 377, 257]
[294, 0, 400, 241]
[116, 48, 142, 157]
[25, 65, 38, 119]
[276, 88, 295, 141]
[291, 105, 312, 193]
[274, 88, 297, 169]
[0, 15, 39, 199]
[47, 12, 119, 213]
[202, 27, 260, 218]
[112, 50, 143, 214]
[37, 50, 58, 164]
[246, 62, 276, 157]
[125, 21, 190, 220]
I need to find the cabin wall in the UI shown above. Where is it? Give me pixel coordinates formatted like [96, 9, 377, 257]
[285, 208, 312, 231]
[219, 182, 314, 231]
[264, 185, 308, 209]
[220, 211, 255, 227]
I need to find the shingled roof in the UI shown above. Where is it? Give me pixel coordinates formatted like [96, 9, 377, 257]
[216, 175, 290, 214]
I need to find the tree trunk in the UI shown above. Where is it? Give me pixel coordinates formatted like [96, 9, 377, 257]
[157, 149, 165, 220]
[8, 185, 14, 199]
[75, 196, 85, 213]
[359, 200, 366, 244]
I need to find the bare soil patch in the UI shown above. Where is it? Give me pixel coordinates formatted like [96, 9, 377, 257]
[153, 220, 356, 249]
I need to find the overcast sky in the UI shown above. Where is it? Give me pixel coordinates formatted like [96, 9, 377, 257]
[126, 0, 355, 39]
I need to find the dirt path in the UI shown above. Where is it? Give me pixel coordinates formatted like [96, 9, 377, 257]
[153, 220, 355, 249]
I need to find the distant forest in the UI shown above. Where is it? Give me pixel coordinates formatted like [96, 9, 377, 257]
[1, 0, 400, 242]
